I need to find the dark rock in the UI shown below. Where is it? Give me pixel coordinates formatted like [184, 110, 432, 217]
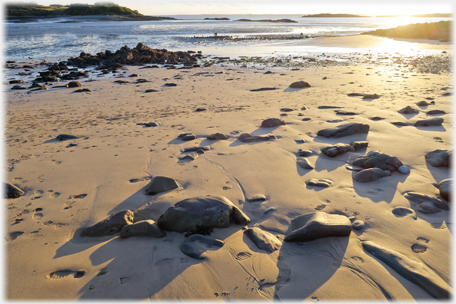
[350, 141, 368, 151]
[250, 87, 277, 92]
[128, 73, 139, 77]
[403, 191, 449, 212]
[302, 117, 311, 121]
[244, 227, 282, 253]
[147, 176, 179, 195]
[369, 116, 384, 121]
[362, 94, 380, 100]
[391, 121, 412, 126]
[11, 85, 27, 90]
[297, 158, 314, 170]
[238, 133, 276, 142]
[306, 178, 332, 188]
[207, 133, 228, 140]
[195, 107, 206, 112]
[181, 234, 224, 259]
[352, 220, 365, 230]
[179, 153, 198, 161]
[362, 241, 451, 299]
[120, 220, 166, 238]
[179, 133, 197, 141]
[74, 88, 91, 92]
[392, 207, 417, 220]
[261, 118, 286, 128]
[353, 151, 403, 172]
[5, 183, 24, 198]
[137, 122, 160, 127]
[438, 179, 451, 201]
[289, 81, 311, 88]
[398, 106, 419, 114]
[164, 83, 177, 86]
[414, 118, 444, 127]
[347, 93, 364, 97]
[318, 106, 342, 109]
[336, 110, 358, 115]
[247, 194, 266, 202]
[157, 195, 250, 235]
[321, 143, 354, 157]
[426, 110, 446, 115]
[145, 89, 158, 93]
[425, 149, 451, 167]
[183, 146, 209, 153]
[56, 134, 82, 141]
[417, 100, 430, 107]
[68, 81, 82, 87]
[9, 80, 24, 84]
[285, 212, 351, 242]
[317, 123, 369, 138]
[353, 168, 391, 183]
[280, 108, 294, 112]
[80, 210, 134, 237]
[297, 149, 313, 157]
[136, 79, 150, 83]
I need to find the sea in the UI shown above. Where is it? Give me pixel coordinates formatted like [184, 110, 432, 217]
[4, 15, 452, 63]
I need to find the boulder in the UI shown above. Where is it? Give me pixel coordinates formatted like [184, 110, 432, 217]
[350, 141, 368, 151]
[68, 81, 82, 87]
[157, 195, 250, 235]
[181, 234, 224, 259]
[147, 176, 179, 195]
[178, 133, 197, 141]
[353, 168, 391, 183]
[437, 179, 451, 201]
[244, 227, 282, 253]
[425, 149, 451, 167]
[427, 110, 446, 115]
[353, 151, 403, 172]
[289, 81, 311, 88]
[321, 143, 354, 157]
[398, 106, 419, 114]
[80, 210, 134, 237]
[414, 117, 444, 127]
[317, 123, 369, 138]
[207, 133, 228, 140]
[120, 220, 166, 238]
[261, 118, 286, 128]
[285, 212, 352, 242]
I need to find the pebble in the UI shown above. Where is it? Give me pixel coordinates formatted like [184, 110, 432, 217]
[398, 166, 410, 174]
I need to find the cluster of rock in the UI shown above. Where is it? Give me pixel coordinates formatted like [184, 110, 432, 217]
[317, 123, 369, 138]
[352, 151, 407, 183]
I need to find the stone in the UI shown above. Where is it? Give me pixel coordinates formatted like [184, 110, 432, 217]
[352, 220, 365, 230]
[244, 227, 282, 253]
[362, 94, 380, 100]
[403, 192, 449, 211]
[238, 133, 275, 142]
[317, 123, 369, 138]
[398, 166, 410, 174]
[157, 195, 250, 235]
[179, 153, 198, 161]
[74, 88, 91, 92]
[437, 179, 451, 201]
[336, 110, 358, 115]
[289, 81, 311, 88]
[250, 87, 277, 92]
[195, 107, 206, 112]
[417, 100, 430, 106]
[178, 133, 197, 141]
[11, 85, 27, 90]
[297, 149, 313, 157]
[56, 134, 82, 141]
[285, 212, 352, 242]
[392, 207, 417, 220]
[68, 81, 82, 87]
[247, 194, 267, 202]
[80, 210, 134, 237]
[427, 110, 446, 115]
[353, 168, 391, 183]
[321, 143, 354, 157]
[183, 146, 209, 153]
[297, 158, 314, 170]
[181, 234, 224, 259]
[414, 118, 444, 127]
[398, 106, 419, 114]
[425, 149, 451, 167]
[306, 179, 332, 188]
[5, 183, 24, 198]
[120, 220, 166, 238]
[350, 141, 368, 151]
[347, 93, 364, 97]
[261, 118, 286, 128]
[145, 89, 158, 93]
[144, 122, 160, 127]
[281, 108, 294, 112]
[147, 176, 179, 195]
[207, 133, 228, 140]
[353, 151, 403, 172]
[164, 83, 177, 86]
[362, 241, 451, 299]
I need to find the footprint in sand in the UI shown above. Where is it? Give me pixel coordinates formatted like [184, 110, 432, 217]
[235, 252, 252, 261]
[69, 194, 87, 199]
[154, 258, 174, 266]
[32, 208, 43, 220]
[48, 190, 60, 198]
[411, 237, 429, 253]
[51, 160, 62, 165]
[6, 231, 23, 241]
[46, 269, 86, 279]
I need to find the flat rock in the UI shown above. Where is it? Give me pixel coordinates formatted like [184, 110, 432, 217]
[321, 143, 354, 157]
[391, 121, 412, 126]
[80, 210, 134, 237]
[5, 183, 24, 198]
[317, 123, 369, 138]
[285, 212, 351, 242]
[238, 133, 275, 142]
[347, 93, 364, 97]
[179, 153, 198, 161]
[427, 110, 446, 115]
[178, 133, 197, 141]
[56, 134, 82, 141]
[207, 133, 228, 140]
[147, 176, 179, 195]
[350, 141, 368, 151]
[306, 178, 332, 188]
[247, 194, 267, 202]
[145, 89, 158, 93]
[398, 106, 419, 114]
[250, 87, 277, 92]
[297, 158, 314, 170]
[280, 108, 294, 112]
[438, 179, 451, 201]
[289, 81, 311, 88]
[137, 122, 160, 127]
[120, 220, 166, 238]
[362, 241, 451, 299]
[164, 83, 177, 86]
[425, 149, 451, 167]
[353, 151, 403, 172]
[336, 110, 358, 115]
[195, 107, 206, 112]
[183, 146, 209, 153]
[244, 227, 282, 253]
[353, 168, 391, 183]
[261, 118, 286, 128]
[362, 94, 381, 100]
[157, 195, 250, 235]
[392, 207, 417, 220]
[297, 149, 313, 157]
[403, 191, 449, 211]
[414, 117, 444, 127]
[181, 234, 224, 259]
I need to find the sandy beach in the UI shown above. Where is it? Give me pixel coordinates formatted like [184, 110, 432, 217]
[4, 35, 452, 300]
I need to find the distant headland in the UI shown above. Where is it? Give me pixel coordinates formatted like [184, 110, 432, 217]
[362, 21, 452, 42]
[301, 13, 366, 18]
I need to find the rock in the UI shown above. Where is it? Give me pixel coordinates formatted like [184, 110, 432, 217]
[157, 195, 250, 235]
[74, 88, 91, 92]
[68, 81, 82, 87]
[352, 220, 365, 230]
[164, 83, 177, 86]
[398, 106, 419, 114]
[362, 94, 380, 100]
[207, 133, 228, 140]
[347, 93, 364, 97]
[195, 107, 206, 112]
[417, 202, 442, 214]
[11, 85, 27, 90]
[353, 168, 391, 183]
[244, 227, 282, 253]
[427, 110, 446, 115]
[295, 139, 305, 144]
[80, 210, 134, 237]
[285, 212, 352, 242]
[318, 106, 342, 109]
[281, 108, 294, 112]
[336, 110, 358, 115]
[181, 234, 224, 259]
[425, 149, 451, 167]
[5, 183, 24, 198]
[238, 133, 275, 142]
[414, 118, 444, 127]
[178, 133, 197, 141]
[297, 158, 314, 170]
[137, 122, 160, 127]
[391, 121, 412, 126]
[145, 89, 158, 93]
[350, 141, 368, 151]
[306, 179, 332, 188]
[147, 176, 179, 195]
[114, 80, 129, 84]
[321, 144, 354, 157]
[398, 166, 410, 174]
[9, 80, 24, 84]
[438, 179, 451, 201]
[297, 149, 313, 157]
[403, 192, 449, 211]
[250, 87, 277, 92]
[183, 146, 209, 153]
[362, 241, 451, 299]
[120, 220, 166, 238]
[289, 81, 311, 88]
[353, 151, 403, 172]
[317, 123, 369, 138]
[417, 100, 430, 106]
[392, 207, 417, 220]
[247, 194, 266, 202]
[369, 116, 384, 121]
[261, 118, 286, 128]
[136, 79, 149, 83]
[179, 153, 198, 161]
[56, 134, 82, 141]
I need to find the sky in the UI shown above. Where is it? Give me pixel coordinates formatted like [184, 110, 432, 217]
[4, 0, 455, 16]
